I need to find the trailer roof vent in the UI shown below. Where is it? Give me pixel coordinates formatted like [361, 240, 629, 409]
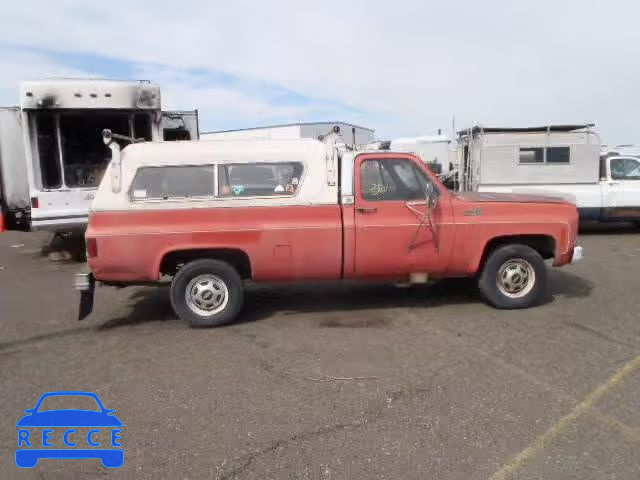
[105, 93, 111, 98]
[25, 91, 33, 97]
[90, 93, 97, 98]
[74, 92, 82, 98]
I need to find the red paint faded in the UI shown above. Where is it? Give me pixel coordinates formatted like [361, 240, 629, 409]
[87, 153, 579, 287]
[88, 205, 343, 282]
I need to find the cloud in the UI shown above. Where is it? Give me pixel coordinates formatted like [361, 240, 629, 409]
[0, 50, 92, 106]
[131, 64, 365, 131]
[0, 0, 639, 142]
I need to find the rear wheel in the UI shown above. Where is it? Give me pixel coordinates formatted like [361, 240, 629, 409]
[170, 259, 243, 327]
[478, 244, 547, 309]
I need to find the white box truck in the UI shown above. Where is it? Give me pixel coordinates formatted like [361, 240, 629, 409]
[0, 79, 198, 232]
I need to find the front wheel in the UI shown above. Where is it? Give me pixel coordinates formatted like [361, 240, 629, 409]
[478, 244, 547, 309]
[170, 259, 244, 327]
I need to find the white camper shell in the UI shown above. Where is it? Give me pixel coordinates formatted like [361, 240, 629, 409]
[457, 125, 640, 222]
[0, 79, 198, 232]
[457, 124, 601, 192]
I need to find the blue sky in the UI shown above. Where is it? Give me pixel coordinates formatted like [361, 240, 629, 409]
[0, 44, 369, 133]
[1, 0, 639, 143]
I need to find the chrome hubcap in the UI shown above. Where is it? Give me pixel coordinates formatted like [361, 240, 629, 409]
[496, 258, 535, 298]
[185, 274, 229, 316]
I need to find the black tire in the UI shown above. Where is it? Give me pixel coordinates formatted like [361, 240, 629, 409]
[170, 259, 243, 327]
[478, 244, 547, 309]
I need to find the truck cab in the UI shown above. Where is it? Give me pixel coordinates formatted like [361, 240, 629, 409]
[599, 155, 640, 222]
[77, 134, 582, 327]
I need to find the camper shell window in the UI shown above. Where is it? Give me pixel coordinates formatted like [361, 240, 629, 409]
[518, 146, 570, 165]
[218, 162, 304, 197]
[129, 165, 215, 201]
[519, 148, 544, 164]
[547, 147, 570, 164]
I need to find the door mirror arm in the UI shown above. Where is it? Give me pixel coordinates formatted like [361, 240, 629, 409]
[405, 197, 440, 253]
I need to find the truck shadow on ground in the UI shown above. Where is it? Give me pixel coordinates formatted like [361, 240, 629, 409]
[99, 268, 594, 330]
[39, 233, 86, 262]
[579, 221, 639, 235]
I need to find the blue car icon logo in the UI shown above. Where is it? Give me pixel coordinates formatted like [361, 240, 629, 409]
[16, 391, 123, 468]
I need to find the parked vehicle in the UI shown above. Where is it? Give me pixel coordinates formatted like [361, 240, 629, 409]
[75, 131, 583, 327]
[390, 134, 457, 176]
[0, 79, 198, 233]
[457, 124, 640, 223]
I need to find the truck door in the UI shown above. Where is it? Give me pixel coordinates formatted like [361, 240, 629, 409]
[602, 156, 640, 220]
[352, 154, 451, 278]
[161, 110, 199, 141]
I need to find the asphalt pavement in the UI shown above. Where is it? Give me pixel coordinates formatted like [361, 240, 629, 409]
[0, 225, 639, 479]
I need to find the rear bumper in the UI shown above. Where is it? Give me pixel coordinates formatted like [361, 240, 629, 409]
[31, 215, 87, 232]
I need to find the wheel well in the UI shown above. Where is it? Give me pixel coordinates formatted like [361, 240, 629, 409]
[480, 235, 556, 267]
[159, 249, 252, 279]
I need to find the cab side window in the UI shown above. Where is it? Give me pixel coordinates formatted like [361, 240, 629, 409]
[610, 157, 640, 180]
[129, 165, 214, 201]
[360, 158, 435, 201]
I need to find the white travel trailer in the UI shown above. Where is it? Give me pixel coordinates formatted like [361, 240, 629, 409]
[0, 79, 198, 232]
[458, 125, 640, 223]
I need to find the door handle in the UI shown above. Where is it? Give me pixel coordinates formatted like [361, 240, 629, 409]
[356, 207, 378, 214]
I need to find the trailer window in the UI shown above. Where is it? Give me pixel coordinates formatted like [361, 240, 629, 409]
[218, 163, 303, 197]
[547, 147, 570, 164]
[519, 148, 544, 164]
[129, 165, 215, 200]
[36, 113, 62, 189]
[60, 112, 130, 187]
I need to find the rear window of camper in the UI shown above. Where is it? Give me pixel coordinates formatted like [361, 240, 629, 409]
[218, 162, 304, 197]
[129, 165, 215, 200]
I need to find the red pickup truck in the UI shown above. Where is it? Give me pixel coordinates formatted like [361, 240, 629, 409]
[75, 133, 583, 327]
